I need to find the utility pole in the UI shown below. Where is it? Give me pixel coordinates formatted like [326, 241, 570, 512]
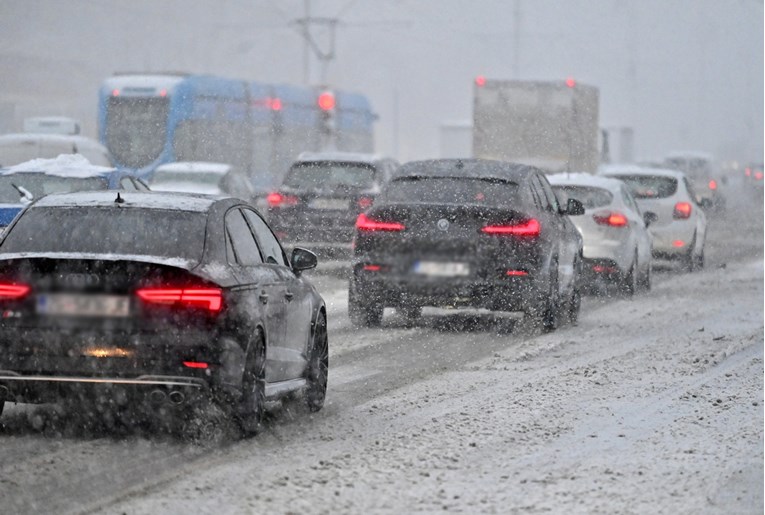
[291, 1, 340, 85]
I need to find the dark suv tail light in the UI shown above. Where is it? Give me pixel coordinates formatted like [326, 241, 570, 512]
[593, 211, 628, 227]
[673, 202, 692, 219]
[355, 213, 405, 232]
[0, 283, 30, 300]
[481, 219, 540, 236]
[267, 192, 300, 208]
[136, 287, 223, 312]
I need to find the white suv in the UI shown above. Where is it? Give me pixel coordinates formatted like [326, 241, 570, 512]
[600, 165, 707, 271]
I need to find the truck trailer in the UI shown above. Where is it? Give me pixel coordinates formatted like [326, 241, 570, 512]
[473, 79, 599, 173]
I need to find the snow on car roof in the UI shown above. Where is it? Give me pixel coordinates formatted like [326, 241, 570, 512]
[31, 191, 218, 212]
[598, 164, 686, 180]
[154, 161, 231, 175]
[4, 153, 115, 177]
[295, 151, 384, 164]
[547, 173, 626, 193]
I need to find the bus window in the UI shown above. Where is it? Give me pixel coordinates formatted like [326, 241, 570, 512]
[105, 96, 169, 169]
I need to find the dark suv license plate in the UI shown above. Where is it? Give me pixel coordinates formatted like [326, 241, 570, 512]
[36, 294, 131, 317]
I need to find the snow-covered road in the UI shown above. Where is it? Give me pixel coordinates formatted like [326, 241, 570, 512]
[0, 195, 762, 514]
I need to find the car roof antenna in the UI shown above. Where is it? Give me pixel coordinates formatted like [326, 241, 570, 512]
[115, 192, 125, 204]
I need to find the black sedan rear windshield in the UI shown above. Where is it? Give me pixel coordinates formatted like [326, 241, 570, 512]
[384, 177, 519, 205]
[0, 174, 109, 203]
[552, 186, 613, 209]
[1, 207, 207, 262]
[610, 175, 677, 199]
[283, 163, 376, 190]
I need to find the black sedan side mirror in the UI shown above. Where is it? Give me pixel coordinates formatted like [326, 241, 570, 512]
[643, 211, 658, 227]
[291, 247, 318, 274]
[563, 198, 585, 216]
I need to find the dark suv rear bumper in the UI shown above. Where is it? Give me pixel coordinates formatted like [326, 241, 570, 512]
[351, 266, 545, 312]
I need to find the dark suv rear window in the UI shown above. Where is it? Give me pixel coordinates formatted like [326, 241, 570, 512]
[283, 162, 376, 191]
[1, 207, 207, 262]
[609, 175, 677, 199]
[551, 185, 613, 209]
[384, 177, 519, 206]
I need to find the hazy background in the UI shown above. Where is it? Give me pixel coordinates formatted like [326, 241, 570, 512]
[0, 0, 762, 164]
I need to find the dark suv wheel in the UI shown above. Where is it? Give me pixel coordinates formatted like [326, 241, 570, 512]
[348, 282, 383, 327]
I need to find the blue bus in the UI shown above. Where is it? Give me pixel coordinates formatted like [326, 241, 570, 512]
[98, 74, 375, 189]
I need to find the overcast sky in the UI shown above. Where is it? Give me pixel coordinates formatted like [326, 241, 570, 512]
[1, 0, 762, 163]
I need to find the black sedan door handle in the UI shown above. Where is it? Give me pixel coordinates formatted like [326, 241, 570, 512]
[259, 292, 269, 304]
[285, 291, 294, 301]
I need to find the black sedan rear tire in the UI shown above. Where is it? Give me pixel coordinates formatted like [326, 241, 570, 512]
[304, 314, 328, 412]
[238, 332, 266, 436]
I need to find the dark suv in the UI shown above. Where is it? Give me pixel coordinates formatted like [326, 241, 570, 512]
[266, 152, 398, 256]
[349, 159, 584, 331]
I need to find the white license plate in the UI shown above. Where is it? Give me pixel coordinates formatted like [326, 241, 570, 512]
[309, 198, 349, 210]
[36, 294, 131, 317]
[413, 261, 470, 277]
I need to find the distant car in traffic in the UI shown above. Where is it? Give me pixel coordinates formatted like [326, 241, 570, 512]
[663, 152, 726, 212]
[149, 161, 255, 201]
[266, 152, 399, 256]
[0, 191, 327, 435]
[548, 173, 654, 294]
[744, 163, 764, 192]
[349, 159, 584, 331]
[0, 154, 148, 230]
[600, 165, 707, 271]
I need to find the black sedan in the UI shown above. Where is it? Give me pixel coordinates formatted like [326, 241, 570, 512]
[0, 191, 327, 435]
[349, 159, 584, 331]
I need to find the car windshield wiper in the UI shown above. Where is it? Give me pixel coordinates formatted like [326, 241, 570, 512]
[10, 183, 34, 204]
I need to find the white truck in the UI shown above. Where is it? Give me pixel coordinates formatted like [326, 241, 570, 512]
[473, 79, 599, 173]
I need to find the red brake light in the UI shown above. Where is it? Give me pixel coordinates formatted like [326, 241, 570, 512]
[0, 283, 30, 300]
[475, 75, 486, 87]
[593, 211, 628, 227]
[355, 213, 405, 232]
[481, 219, 541, 236]
[267, 192, 299, 208]
[506, 270, 528, 276]
[673, 202, 692, 219]
[565, 77, 576, 88]
[136, 287, 223, 312]
[708, 179, 717, 190]
[111, 89, 120, 97]
[183, 361, 209, 369]
[159, 88, 167, 97]
[673, 240, 685, 248]
[756, 172, 764, 181]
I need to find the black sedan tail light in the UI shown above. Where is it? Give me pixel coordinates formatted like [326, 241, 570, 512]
[135, 287, 223, 313]
[0, 282, 31, 300]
